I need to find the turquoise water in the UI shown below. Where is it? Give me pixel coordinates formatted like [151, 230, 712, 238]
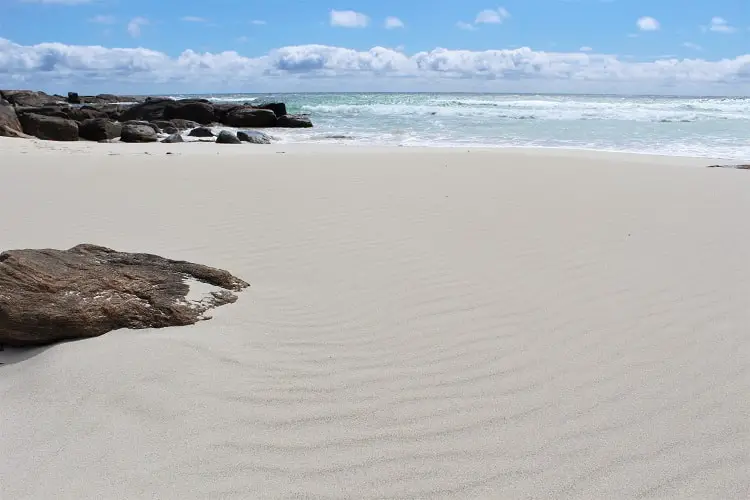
[171, 93, 750, 160]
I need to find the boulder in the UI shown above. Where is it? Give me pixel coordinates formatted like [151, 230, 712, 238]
[0, 244, 249, 347]
[216, 130, 242, 144]
[213, 103, 241, 122]
[79, 118, 122, 142]
[237, 130, 272, 144]
[224, 108, 277, 128]
[188, 127, 215, 138]
[169, 118, 200, 130]
[120, 123, 158, 143]
[162, 133, 184, 143]
[277, 114, 313, 128]
[259, 102, 287, 117]
[119, 97, 174, 122]
[67, 92, 81, 104]
[98, 104, 128, 121]
[14, 105, 107, 122]
[1, 90, 60, 107]
[0, 99, 24, 138]
[18, 113, 79, 141]
[163, 100, 216, 125]
[122, 120, 160, 133]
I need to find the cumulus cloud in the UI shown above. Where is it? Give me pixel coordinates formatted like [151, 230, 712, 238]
[330, 10, 369, 28]
[1, 38, 749, 95]
[385, 17, 405, 29]
[127, 17, 148, 38]
[707, 17, 735, 33]
[637, 16, 660, 31]
[475, 8, 510, 25]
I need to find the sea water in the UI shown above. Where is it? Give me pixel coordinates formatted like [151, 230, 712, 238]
[169, 93, 750, 160]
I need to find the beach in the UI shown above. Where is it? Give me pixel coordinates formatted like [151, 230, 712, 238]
[1, 138, 749, 498]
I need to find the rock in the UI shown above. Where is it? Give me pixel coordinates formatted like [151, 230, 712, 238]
[237, 130, 272, 144]
[224, 108, 277, 128]
[98, 104, 128, 121]
[216, 130, 242, 144]
[213, 103, 241, 123]
[188, 127, 215, 138]
[122, 120, 160, 133]
[0, 244, 249, 347]
[259, 102, 287, 117]
[163, 100, 216, 125]
[79, 118, 122, 141]
[169, 119, 200, 130]
[15, 105, 106, 122]
[67, 92, 81, 104]
[0, 99, 24, 138]
[119, 98, 174, 122]
[162, 133, 184, 143]
[120, 123, 158, 143]
[277, 114, 313, 128]
[0, 90, 60, 107]
[18, 113, 79, 141]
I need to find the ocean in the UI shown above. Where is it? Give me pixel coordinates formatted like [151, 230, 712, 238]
[170, 93, 750, 160]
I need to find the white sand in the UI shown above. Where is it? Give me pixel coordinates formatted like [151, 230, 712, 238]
[1, 138, 749, 499]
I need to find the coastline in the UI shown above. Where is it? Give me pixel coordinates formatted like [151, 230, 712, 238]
[2, 139, 749, 498]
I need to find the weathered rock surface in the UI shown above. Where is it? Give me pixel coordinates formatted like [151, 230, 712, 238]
[224, 108, 277, 128]
[18, 113, 79, 141]
[162, 133, 184, 143]
[0, 99, 24, 138]
[259, 102, 287, 117]
[237, 130, 273, 144]
[15, 105, 107, 123]
[119, 97, 174, 122]
[122, 120, 160, 133]
[120, 123, 158, 143]
[169, 118, 201, 130]
[79, 118, 122, 142]
[163, 100, 216, 125]
[0, 90, 61, 107]
[216, 130, 242, 144]
[277, 114, 313, 128]
[0, 244, 249, 347]
[188, 126, 215, 138]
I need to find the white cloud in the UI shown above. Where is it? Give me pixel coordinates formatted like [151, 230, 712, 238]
[1, 38, 750, 95]
[181, 16, 206, 23]
[385, 17, 405, 29]
[475, 8, 510, 25]
[708, 17, 735, 33]
[127, 17, 148, 38]
[330, 10, 369, 28]
[637, 16, 660, 31]
[456, 21, 477, 31]
[89, 15, 115, 25]
[579, 46, 593, 52]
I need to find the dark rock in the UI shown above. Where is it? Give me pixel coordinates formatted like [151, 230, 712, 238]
[98, 104, 128, 121]
[277, 114, 313, 128]
[18, 113, 79, 141]
[0, 99, 25, 138]
[1, 90, 61, 107]
[71, 106, 108, 122]
[224, 108, 277, 128]
[15, 105, 106, 123]
[169, 119, 200, 130]
[237, 130, 272, 144]
[212, 103, 241, 123]
[120, 123, 158, 143]
[119, 98, 174, 122]
[259, 102, 287, 117]
[216, 130, 242, 144]
[79, 118, 122, 141]
[0, 244, 249, 347]
[67, 92, 81, 104]
[162, 133, 184, 143]
[163, 101, 216, 125]
[122, 120, 160, 133]
[188, 127, 215, 138]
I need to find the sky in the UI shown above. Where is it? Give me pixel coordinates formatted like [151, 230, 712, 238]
[0, 0, 749, 95]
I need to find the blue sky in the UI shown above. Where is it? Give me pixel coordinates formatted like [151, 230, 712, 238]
[0, 0, 748, 94]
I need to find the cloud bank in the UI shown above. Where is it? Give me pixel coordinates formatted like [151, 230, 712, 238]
[1, 38, 749, 95]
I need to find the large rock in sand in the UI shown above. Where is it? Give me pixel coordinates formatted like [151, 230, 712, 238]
[79, 118, 122, 141]
[216, 130, 242, 144]
[18, 113, 79, 141]
[224, 108, 277, 128]
[120, 122, 158, 142]
[237, 130, 272, 144]
[0, 99, 24, 138]
[0, 244, 249, 347]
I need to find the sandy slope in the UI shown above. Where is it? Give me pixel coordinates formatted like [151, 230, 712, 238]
[1, 138, 748, 499]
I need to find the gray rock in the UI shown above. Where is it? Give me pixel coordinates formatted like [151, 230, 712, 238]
[162, 133, 184, 143]
[237, 130, 272, 144]
[122, 120, 160, 133]
[224, 108, 277, 128]
[0, 99, 24, 138]
[277, 114, 313, 128]
[18, 113, 79, 141]
[216, 130, 242, 144]
[0, 244, 249, 347]
[79, 118, 122, 141]
[188, 127, 215, 138]
[0, 90, 61, 107]
[120, 123, 158, 143]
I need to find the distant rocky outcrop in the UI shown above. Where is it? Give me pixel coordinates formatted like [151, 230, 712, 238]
[0, 244, 249, 347]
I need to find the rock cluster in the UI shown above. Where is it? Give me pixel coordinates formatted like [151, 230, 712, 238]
[0, 89, 312, 143]
[0, 244, 249, 347]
